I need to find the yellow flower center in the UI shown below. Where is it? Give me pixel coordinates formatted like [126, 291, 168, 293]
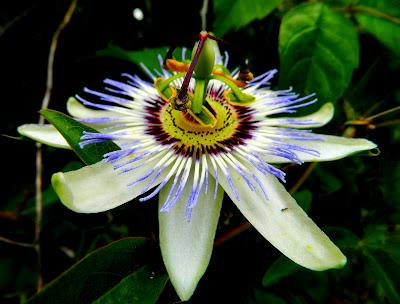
[160, 98, 239, 148]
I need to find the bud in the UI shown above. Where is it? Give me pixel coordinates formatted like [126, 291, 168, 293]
[192, 31, 215, 79]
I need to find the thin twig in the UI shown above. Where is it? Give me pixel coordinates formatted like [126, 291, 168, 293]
[0, 9, 29, 38]
[0, 236, 34, 248]
[38, 0, 78, 123]
[373, 119, 400, 128]
[364, 105, 400, 121]
[35, 0, 78, 292]
[200, 0, 209, 31]
[335, 5, 400, 24]
[214, 222, 251, 247]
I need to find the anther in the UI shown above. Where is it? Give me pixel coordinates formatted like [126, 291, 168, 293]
[239, 69, 254, 82]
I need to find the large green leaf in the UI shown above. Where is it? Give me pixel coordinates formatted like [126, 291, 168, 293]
[324, 226, 360, 250]
[97, 44, 170, 74]
[363, 249, 400, 304]
[253, 290, 287, 304]
[262, 255, 301, 287]
[355, 18, 400, 57]
[93, 265, 168, 304]
[279, 3, 359, 109]
[343, 56, 382, 114]
[313, 165, 342, 195]
[213, 0, 282, 36]
[292, 189, 312, 212]
[363, 225, 400, 262]
[355, 0, 400, 56]
[27, 238, 167, 304]
[382, 159, 400, 206]
[40, 109, 120, 165]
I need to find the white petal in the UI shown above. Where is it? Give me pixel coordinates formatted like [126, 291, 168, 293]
[52, 159, 169, 213]
[67, 97, 120, 119]
[18, 124, 71, 149]
[263, 135, 377, 163]
[263, 103, 334, 128]
[217, 166, 346, 271]
[159, 176, 223, 301]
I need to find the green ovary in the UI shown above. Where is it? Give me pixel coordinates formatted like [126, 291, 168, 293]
[161, 99, 239, 148]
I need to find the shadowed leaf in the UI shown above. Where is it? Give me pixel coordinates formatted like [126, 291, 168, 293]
[213, 0, 282, 36]
[27, 238, 167, 304]
[40, 109, 120, 165]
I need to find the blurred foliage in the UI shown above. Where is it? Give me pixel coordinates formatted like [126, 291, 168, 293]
[1, 0, 400, 303]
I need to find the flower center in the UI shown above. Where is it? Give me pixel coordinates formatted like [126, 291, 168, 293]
[145, 88, 256, 156]
[161, 98, 239, 148]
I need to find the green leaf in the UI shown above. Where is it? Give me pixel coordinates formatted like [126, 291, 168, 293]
[343, 56, 382, 115]
[354, 0, 400, 56]
[382, 159, 400, 206]
[363, 225, 400, 262]
[292, 189, 312, 212]
[324, 226, 360, 250]
[213, 0, 282, 36]
[279, 3, 359, 109]
[40, 109, 120, 165]
[93, 265, 168, 304]
[313, 165, 342, 195]
[324, 0, 360, 5]
[27, 238, 167, 304]
[97, 44, 171, 74]
[262, 255, 301, 287]
[253, 290, 287, 304]
[363, 249, 400, 304]
[355, 0, 400, 57]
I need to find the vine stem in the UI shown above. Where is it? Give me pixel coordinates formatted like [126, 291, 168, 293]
[364, 105, 400, 121]
[34, 0, 78, 291]
[335, 5, 400, 25]
[0, 236, 34, 248]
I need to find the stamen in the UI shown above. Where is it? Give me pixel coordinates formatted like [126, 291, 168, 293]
[223, 51, 229, 67]
[181, 47, 187, 61]
[213, 154, 240, 201]
[139, 155, 183, 202]
[208, 155, 219, 200]
[161, 155, 189, 211]
[202, 153, 209, 194]
[140, 62, 156, 80]
[161, 156, 193, 211]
